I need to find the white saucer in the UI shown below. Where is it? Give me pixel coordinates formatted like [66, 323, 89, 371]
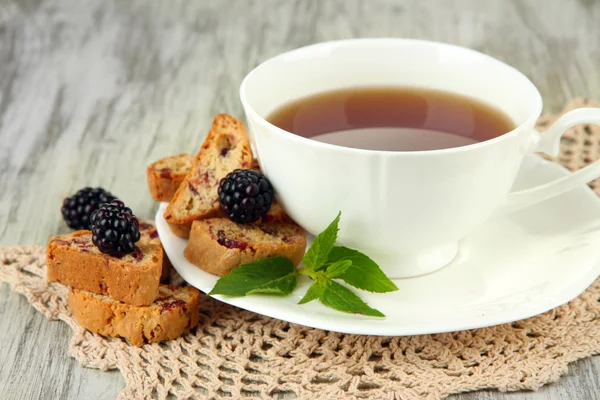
[156, 155, 600, 336]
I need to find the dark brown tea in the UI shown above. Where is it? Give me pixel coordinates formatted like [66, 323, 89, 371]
[267, 87, 515, 151]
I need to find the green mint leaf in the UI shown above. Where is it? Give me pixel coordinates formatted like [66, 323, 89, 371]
[327, 247, 399, 293]
[319, 280, 385, 317]
[209, 257, 297, 297]
[302, 211, 341, 270]
[325, 260, 352, 279]
[246, 272, 298, 295]
[298, 281, 326, 304]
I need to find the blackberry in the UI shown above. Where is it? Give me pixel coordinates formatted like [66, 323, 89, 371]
[61, 187, 117, 230]
[90, 200, 141, 257]
[218, 169, 274, 224]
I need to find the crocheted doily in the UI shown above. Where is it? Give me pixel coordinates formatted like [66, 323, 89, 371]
[1, 98, 599, 400]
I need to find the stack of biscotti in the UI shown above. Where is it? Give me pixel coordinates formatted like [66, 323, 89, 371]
[147, 114, 306, 277]
[47, 230, 200, 345]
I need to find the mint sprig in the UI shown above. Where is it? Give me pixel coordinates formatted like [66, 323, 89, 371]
[208, 212, 398, 317]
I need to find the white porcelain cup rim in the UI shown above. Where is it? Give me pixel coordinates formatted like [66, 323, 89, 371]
[241, 38, 543, 156]
[240, 38, 600, 278]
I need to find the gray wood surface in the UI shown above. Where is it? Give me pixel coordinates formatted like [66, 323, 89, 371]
[1, 0, 599, 399]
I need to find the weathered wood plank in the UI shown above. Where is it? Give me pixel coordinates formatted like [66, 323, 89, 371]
[0, 285, 123, 400]
[1, 0, 599, 399]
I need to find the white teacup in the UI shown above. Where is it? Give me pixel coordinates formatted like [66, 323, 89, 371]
[240, 39, 600, 278]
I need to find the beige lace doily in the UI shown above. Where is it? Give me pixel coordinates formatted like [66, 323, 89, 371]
[1, 98, 600, 400]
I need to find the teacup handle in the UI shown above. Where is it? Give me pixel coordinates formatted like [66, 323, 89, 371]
[503, 108, 600, 213]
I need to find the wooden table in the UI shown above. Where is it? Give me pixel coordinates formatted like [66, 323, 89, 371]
[1, 0, 599, 398]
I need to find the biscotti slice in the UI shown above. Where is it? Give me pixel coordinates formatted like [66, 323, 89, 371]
[164, 114, 253, 238]
[47, 231, 162, 306]
[69, 285, 200, 346]
[139, 220, 171, 282]
[184, 218, 306, 277]
[146, 153, 194, 202]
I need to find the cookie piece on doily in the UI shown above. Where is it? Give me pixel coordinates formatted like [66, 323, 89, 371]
[68, 285, 200, 346]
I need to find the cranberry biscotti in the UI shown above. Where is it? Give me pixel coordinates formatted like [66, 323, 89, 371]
[164, 114, 253, 238]
[146, 153, 194, 202]
[69, 285, 200, 346]
[47, 230, 162, 306]
[184, 218, 306, 276]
